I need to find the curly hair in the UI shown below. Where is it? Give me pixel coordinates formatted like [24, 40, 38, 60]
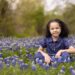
[45, 18, 69, 38]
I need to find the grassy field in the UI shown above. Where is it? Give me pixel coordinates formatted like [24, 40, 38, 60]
[0, 37, 75, 75]
[0, 61, 75, 75]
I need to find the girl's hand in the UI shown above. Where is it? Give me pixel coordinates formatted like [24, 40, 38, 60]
[44, 54, 51, 64]
[55, 50, 63, 58]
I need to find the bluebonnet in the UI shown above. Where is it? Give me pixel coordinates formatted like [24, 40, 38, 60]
[41, 63, 50, 70]
[0, 47, 2, 51]
[57, 65, 65, 75]
[4, 57, 10, 64]
[18, 59, 23, 65]
[61, 65, 65, 71]
[61, 52, 69, 58]
[32, 61, 36, 71]
[41, 63, 46, 68]
[6, 63, 10, 67]
[70, 66, 74, 73]
[26, 54, 33, 60]
[51, 61, 58, 69]
[51, 56, 57, 62]
[0, 60, 3, 69]
[11, 59, 16, 67]
[57, 52, 71, 63]
[44, 63, 50, 70]
[70, 66, 75, 75]
[34, 52, 44, 62]
[35, 58, 39, 63]
[57, 57, 64, 63]
[32, 64, 36, 71]
[20, 63, 28, 70]
[38, 59, 43, 65]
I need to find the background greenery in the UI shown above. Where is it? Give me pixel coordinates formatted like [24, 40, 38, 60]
[0, 0, 75, 37]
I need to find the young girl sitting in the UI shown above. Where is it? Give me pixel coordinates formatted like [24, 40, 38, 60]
[34, 18, 75, 64]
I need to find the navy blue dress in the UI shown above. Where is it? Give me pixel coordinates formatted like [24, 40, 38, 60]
[40, 37, 70, 56]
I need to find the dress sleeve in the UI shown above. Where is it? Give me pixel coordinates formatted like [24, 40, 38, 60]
[40, 38, 47, 48]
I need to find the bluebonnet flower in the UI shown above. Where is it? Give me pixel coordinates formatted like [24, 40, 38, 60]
[35, 58, 39, 63]
[32, 64, 36, 71]
[44, 64, 50, 70]
[4, 57, 10, 64]
[57, 52, 70, 63]
[6, 63, 10, 67]
[57, 57, 63, 63]
[52, 61, 58, 69]
[41, 63, 50, 70]
[67, 57, 71, 62]
[0, 60, 3, 69]
[0, 47, 2, 51]
[18, 59, 23, 65]
[61, 52, 69, 58]
[71, 70, 75, 75]
[70, 66, 74, 73]
[11, 59, 16, 67]
[9, 56, 13, 61]
[61, 52, 70, 63]
[57, 65, 65, 75]
[38, 59, 43, 65]
[61, 65, 65, 71]
[0, 53, 2, 58]
[51, 56, 57, 62]
[20, 63, 28, 70]
[70, 66, 75, 75]
[41, 63, 45, 68]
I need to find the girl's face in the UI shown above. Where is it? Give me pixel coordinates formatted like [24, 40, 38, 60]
[49, 22, 61, 38]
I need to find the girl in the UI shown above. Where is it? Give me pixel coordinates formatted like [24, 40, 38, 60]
[34, 18, 75, 64]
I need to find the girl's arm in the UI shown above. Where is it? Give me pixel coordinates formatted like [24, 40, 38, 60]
[38, 46, 51, 64]
[55, 46, 75, 58]
[38, 46, 49, 58]
[60, 46, 75, 53]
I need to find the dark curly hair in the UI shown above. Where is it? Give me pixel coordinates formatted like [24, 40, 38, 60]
[45, 18, 69, 38]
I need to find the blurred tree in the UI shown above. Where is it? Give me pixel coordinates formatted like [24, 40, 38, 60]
[0, 0, 75, 37]
[63, 3, 75, 35]
[14, 0, 45, 37]
[0, 0, 15, 37]
[33, 6, 45, 35]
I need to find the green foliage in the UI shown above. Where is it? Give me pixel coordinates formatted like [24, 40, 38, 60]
[0, 0, 75, 37]
[0, 0, 16, 37]
[32, 6, 45, 35]
[14, 0, 45, 37]
[63, 4, 75, 35]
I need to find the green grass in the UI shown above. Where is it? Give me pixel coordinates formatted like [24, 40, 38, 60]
[0, 62, 75, 75]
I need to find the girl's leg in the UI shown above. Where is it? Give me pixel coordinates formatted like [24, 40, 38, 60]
[34, 52, 44, 61]
[34, 52, 52, 64]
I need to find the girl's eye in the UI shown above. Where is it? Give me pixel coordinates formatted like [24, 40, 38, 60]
[56, 27, 60, 29]
[50, 27, 60, 30]
[50, 28, 54, 30]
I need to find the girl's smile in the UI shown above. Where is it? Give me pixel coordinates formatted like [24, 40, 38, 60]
[49, 22, 61, 38]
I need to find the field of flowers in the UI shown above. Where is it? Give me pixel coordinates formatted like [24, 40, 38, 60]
[0, 36, 75, 75]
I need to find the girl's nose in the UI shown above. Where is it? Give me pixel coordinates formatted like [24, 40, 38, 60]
[53, 29, 57, 32]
